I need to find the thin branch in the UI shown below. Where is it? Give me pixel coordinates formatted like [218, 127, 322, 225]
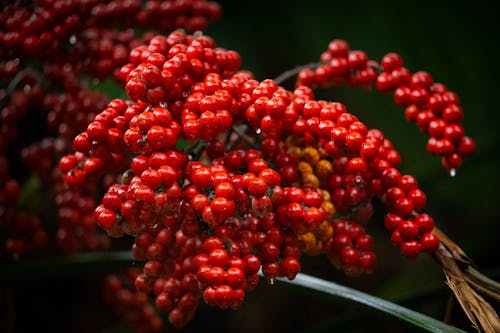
[0, 70, 24, 109]
[273, 61, 322, 86]
[185, 139, 206, 161]
[230, 124, 258, 149]
[464, 267, 500, 301]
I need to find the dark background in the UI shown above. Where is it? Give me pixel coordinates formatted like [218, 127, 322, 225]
[3, 0, 500, 332]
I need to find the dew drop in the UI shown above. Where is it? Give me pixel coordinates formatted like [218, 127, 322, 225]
[69, 34, 77, 45]
[449, 168, 456, 177]
[256, 128, 262, 134]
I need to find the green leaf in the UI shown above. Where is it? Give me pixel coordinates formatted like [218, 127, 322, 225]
[0, 251, 465, 332]
[275, 273, 466, 333]
[0, 251, 135, 281]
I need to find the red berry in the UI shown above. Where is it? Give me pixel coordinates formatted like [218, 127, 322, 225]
[207, 266, 226, 286]
[356, 234, 374, 252]
[381, 53, 403, 72]
[340, 246, 359, 267]
[398, 220, 419, 241]
[280, 256, 300, 280]
[209, 248, 229, 268]
[458, 136, 476, 157]
[413, 214, 435, 234]
[359, 252, 376, 273]
[225, 267, 246, 289]
[420, 233, 440, 253]
[401, 241, 421, 259]
[407, 189, 426, 210]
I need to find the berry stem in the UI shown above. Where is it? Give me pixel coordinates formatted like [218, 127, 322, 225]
[273, 62, 322, 86]
[0, 70, 24, 108]
[230, 124, 258, 149]
[187, 139, 206, 161]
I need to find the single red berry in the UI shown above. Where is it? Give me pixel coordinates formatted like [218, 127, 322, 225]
[458, 136, 476, 157]
[225, 267, 246, 289]
[328, 39, 349, 57]
[340, 246, 359, 267]
[401, 241, 422, 259]
[359, 252, 376, 273]
[332, 233, 352, 253]
[126, 77, 147, 101]
[209, 248, 229, 268]
[407, 189, 426, 210]
[97, 209, 117, 230]
[207, 266, 226, 286]
[393, 197, 414, 217]
[420, 233, 440, 253]
[211, 197, 235, 221]
[413, 214, 435, 234]
[381, 53, 403, 72]
[203, 236, 224, 253]
[243, 254, 261, 275]
[442, 104, 464, 123]
[394, 86, 411, 106]
[356, 234, 374, 252]
[345, 131, 364, 152]
[398, 220, 419, 241]
[260, 242, 280, 262]
[376, 72, 394, 93]
[280, 256, 300, 280]
[347, 50, 367, 69]
[140, 169, 162, 190]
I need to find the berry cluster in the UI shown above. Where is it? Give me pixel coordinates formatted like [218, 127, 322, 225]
[0, 0, 221, 78]
[0, 0, 222, 259]
[1, 2, 477, 331]
[105, 269, 164, 333]
[0, 59, 111, 257]
[52, 27, 465, 328]
[296, 39, 476, 173]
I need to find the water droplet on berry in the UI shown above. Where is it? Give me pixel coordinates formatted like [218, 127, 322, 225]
[449, 168, 456, 177]
[256, 128, 262, 134]
[69, 35, 77, 45]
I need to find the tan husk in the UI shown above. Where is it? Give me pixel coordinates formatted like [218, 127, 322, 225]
[434, 227, 500, 333]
